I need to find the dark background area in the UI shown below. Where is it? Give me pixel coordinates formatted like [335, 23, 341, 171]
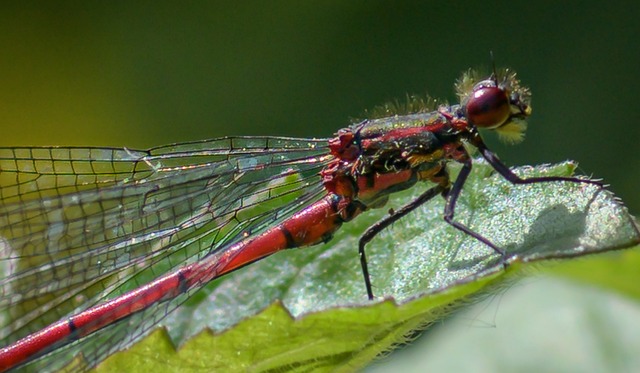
[1, 2, 637, 214]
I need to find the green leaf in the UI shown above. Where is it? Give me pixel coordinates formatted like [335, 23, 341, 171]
[366, 274, 640, 372]
[95, 161, 639, 372]
[550, 249, 640, 301]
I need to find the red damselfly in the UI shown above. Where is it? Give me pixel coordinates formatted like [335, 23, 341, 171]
[0, 68, 602, 372]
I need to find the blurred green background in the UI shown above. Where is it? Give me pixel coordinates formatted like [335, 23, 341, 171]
[1, 2, 639, 372]
[0, 2, 637, 214]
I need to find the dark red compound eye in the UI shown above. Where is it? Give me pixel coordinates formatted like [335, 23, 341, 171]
[466, 86, 511, 128]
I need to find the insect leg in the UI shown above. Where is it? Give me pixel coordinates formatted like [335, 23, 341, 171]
[443, 160, 507, 257]
[359, 185, 445, 300]
[478, 147, 603, 187]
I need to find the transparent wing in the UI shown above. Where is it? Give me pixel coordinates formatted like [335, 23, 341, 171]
[0, 136, 331, 370]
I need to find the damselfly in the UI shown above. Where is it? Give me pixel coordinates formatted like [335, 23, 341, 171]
[0, 68, 602, 372]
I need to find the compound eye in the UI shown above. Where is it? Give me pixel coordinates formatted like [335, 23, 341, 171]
[466, 86, 511, 128]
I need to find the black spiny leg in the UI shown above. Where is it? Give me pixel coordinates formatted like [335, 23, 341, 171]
[443, 148, 604, 268]
[359, 184, 446, 300]
[443, 159, 507, 258]
[479, 147, 603, 187]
